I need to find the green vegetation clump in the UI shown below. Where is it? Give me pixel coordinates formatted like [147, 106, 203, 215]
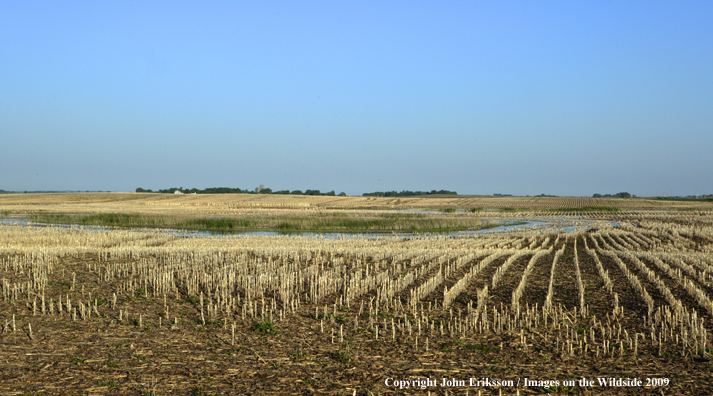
[499, 207, 525, 212]
[30, 213, 173, 227]
[252, 320, 276, 334]
[332, 350, 356, 364]
[97, 379, 116, 388]
[176, 218, 254, 229]
[71, 357, 86, 365]
[465, 343, 500, 352]
[191, 386, 209, 396]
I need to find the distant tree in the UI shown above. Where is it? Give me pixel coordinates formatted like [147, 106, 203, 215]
[592, 193, 602, 198]
[325, 190, 336, 196]
[305, 189, 321, 196]
[290, 190, 303, 195]
[338, 192, 346, 196]
[363, 189, 457, 197]
[207, 187, 247, 194]
[614, 192, 631, 199]
[258, 188, 272, 194]
[136, 188, 153, 193]
[273, 190, 290, 195]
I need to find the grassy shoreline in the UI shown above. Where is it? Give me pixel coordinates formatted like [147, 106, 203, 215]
[28, 212, 502, 233]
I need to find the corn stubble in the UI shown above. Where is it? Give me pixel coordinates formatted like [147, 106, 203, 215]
[1, 208, 713, 394]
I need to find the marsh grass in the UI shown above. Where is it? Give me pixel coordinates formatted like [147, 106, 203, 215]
[499, 207, 530, 212]
[29, 212, 498, 233]
[176, 217, 256, 229]
[30, 213, 174, 227]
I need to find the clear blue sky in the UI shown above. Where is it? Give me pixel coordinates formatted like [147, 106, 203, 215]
[2, 1, 712, 196]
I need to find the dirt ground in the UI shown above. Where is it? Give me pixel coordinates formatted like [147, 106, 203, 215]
[2, 253, 711, 396]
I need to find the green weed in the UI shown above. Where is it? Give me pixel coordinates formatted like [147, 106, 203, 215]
[465, 343, 500, 352]
[332, 350, 356, 364]
[71, 357, 86, 365]
[252, 320, 276, 334]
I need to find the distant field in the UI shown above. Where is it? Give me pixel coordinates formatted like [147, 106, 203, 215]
[0, 192, 711, 217]
[2, 193, 710, 234]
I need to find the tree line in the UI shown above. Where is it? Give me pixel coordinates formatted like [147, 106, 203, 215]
[135, 187, 346, 196]
[361, 190, 457, 197]
[592, 192, 635, 198]
[135, 187, 458, 197]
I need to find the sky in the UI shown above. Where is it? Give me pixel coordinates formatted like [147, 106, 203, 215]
[2, 1, 712, 197]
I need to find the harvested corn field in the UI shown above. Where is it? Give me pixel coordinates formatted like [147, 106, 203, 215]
[1, 198, 713, 395]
